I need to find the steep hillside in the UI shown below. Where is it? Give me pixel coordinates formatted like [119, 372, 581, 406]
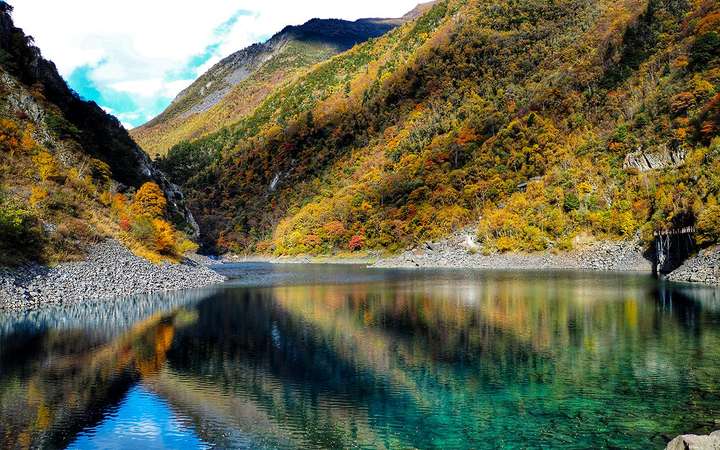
[159, 0, 720, 257]
[131, 10, 429, 157]
[0, 2, 198, 264]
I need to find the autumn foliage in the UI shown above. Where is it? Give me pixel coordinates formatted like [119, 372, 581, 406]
[156, 0, 720, 256]
[131, 182, 167, 218]
[112, 182, 196, 260]
[0, 6, 200, 265]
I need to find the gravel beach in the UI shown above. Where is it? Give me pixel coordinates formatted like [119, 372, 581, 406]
[0, 240, 225, 311]
[373, 232, 653, 273]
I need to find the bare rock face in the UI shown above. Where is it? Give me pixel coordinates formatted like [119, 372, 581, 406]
[623, 144, 686, 172]
[665, 430, 720, 450]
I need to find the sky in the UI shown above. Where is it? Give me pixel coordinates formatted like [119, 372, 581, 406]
[10, 1, 420, 129]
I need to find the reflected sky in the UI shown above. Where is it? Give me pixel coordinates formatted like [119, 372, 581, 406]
[68, 386, 210, 450]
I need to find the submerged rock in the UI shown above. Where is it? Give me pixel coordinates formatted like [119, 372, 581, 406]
[665, 430, 720, 450]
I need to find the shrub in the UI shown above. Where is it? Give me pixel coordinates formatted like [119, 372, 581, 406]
[29, 186, 48, 208]
[111, 193, 128, 217]
[119, 217, 131, 232]
[174, 233, 199, 255]
[33, 150, 60, 182]
[322, 220, 347, 244]
[128, 215, 194, 258]
[152, 219, 176, 255]
[563, 193, 580, 212]
[0, 196, 43, 264]
[348, 234, 365, 251]
[99, 191, 113, 207]
[47, 219, 98, 262]
[130, 216, 155, 245]
[46, 189, 78, 216]
[697, 204, 720, 246]
[0, 118, 20, 153]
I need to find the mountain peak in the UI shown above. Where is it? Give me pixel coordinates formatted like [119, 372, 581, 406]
[131, 8, 419, 156]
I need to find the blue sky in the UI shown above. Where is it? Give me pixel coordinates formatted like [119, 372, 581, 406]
[64, 9, 256, 127]
[10, 1, 421, 129]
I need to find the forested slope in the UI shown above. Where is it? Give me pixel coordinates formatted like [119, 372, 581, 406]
[0, 2, 198, 264]
[159, 0, 720, 256]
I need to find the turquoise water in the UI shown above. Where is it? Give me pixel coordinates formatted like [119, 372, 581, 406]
[1, 264, 719, 448]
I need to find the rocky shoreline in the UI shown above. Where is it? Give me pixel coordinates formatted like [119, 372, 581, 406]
[221, 233, 720, 287]
[0, 240, 226, 311]
[666, 245, 720, 285]
[373, 232, 654, 273]
[221, 254, 378, 265]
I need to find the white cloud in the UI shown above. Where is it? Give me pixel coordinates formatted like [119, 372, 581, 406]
[9, 0, 422, 126]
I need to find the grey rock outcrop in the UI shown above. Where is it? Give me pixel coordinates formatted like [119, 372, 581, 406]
[666, 245, 720, 285]
[624, 144, 686, 172]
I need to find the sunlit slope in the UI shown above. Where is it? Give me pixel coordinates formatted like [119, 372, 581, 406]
[159, 0, 720, 256]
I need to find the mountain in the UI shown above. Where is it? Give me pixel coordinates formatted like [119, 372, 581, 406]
[157, 0, 720, 257]
[0, 2, 197, 264]
[130, 4, 436, 157]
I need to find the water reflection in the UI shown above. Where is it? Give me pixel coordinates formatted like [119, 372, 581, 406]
[0, 289, 217, 449]
[1, 266, 719, 449]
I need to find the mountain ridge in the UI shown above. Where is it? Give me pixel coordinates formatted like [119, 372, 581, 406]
[131, 3, 435, 156]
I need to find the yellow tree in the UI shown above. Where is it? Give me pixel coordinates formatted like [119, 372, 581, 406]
[131, 182, 167, 218]
[152, 219, 176, 255]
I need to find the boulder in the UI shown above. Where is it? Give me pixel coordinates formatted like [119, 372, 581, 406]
[666, 430, 720, 450]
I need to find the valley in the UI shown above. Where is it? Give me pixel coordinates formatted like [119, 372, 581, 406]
[1, 0, 720, 308]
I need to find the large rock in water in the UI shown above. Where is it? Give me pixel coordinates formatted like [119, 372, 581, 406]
[665, 430, 720, 450]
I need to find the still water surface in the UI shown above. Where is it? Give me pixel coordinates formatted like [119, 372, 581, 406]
[1, 264, 720, 449]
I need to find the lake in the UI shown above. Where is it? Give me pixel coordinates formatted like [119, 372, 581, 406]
[1, 264, 719, 449]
